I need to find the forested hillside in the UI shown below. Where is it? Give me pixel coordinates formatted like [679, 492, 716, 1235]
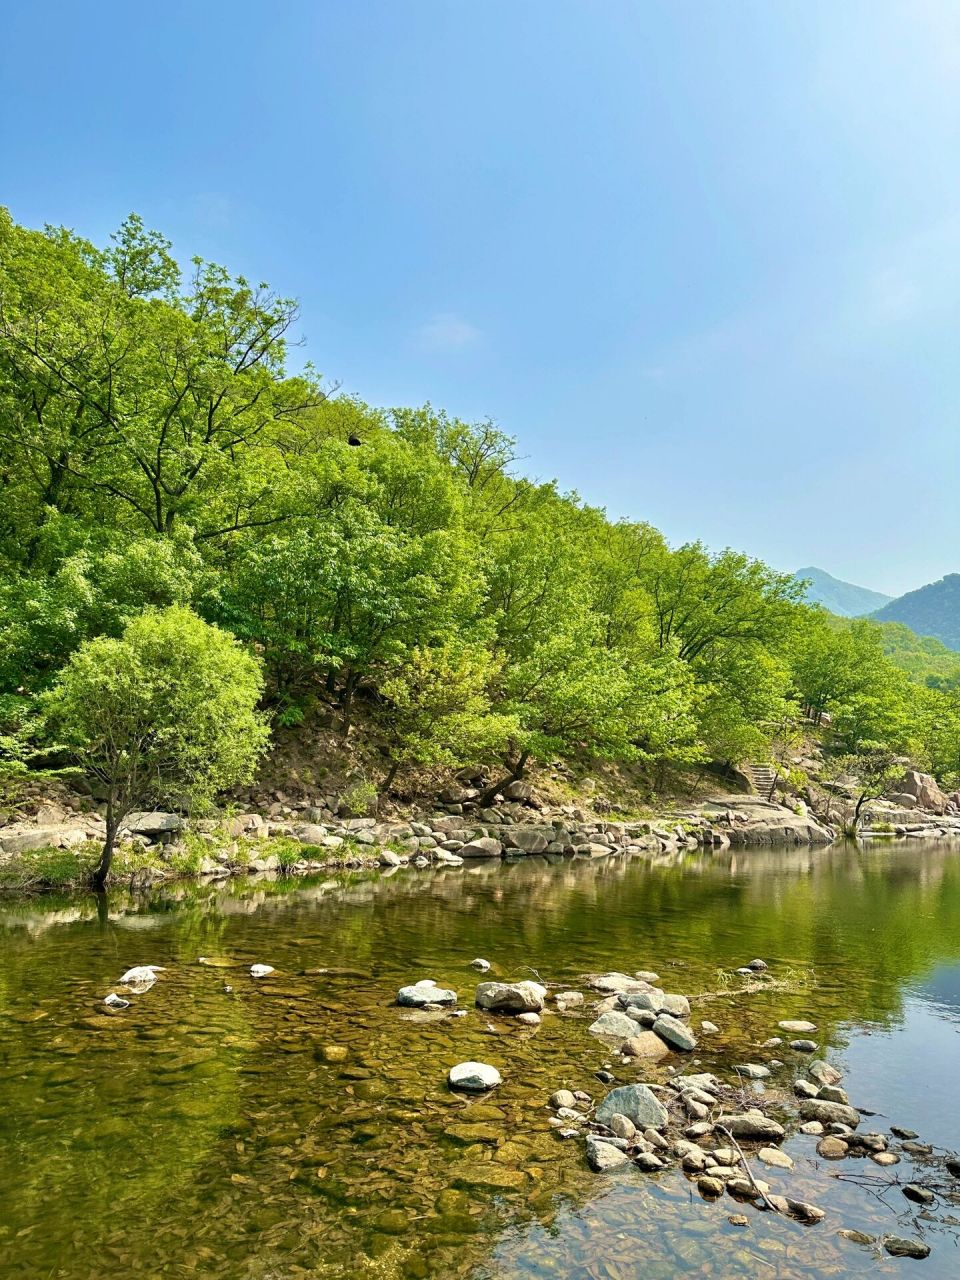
[872, 576, 960, 652]
[4, 210, 960, 795]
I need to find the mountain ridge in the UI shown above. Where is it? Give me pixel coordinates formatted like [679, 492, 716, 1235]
[794, 566, 894, 617]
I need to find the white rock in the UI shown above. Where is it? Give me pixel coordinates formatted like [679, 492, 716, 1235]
[118, 965, 165, 986]
[398, 979, 457, 1007]
[470, 958, 491, 972]
[448, 1060, 501, 1092]
[103, 993, 130, 1009]
[250, 964, 275, 978]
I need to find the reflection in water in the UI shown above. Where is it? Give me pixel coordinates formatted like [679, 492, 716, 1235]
[2, 841, 960, 1278]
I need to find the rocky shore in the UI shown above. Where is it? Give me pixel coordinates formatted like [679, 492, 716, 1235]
[0, 791, 835, 889]
[413, 964, 958, 1263]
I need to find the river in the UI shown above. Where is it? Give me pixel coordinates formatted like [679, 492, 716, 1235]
[2, 839, 959, 1279]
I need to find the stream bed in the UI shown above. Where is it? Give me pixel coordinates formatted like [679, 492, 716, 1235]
[2, 839, 960, 1279]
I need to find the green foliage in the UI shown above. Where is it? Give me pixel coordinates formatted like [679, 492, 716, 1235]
[1, 206, 955, 807]
[43, 606, 269, 883]
[339, 779, 379, 817]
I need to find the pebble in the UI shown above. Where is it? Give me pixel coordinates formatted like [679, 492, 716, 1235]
[871, 1151, 900, 1166]
[890, 1125, 919, 1140]
[470, 958, 491, 972]
[701, 1021, 720, 1034]
[516, 1011, 541, 1026]
[799, 1121, 824, 1135]
[549, 1089, 577, 1110]
[790, 1039, 818, 1052]
[103, 993, 129, 1009]
[250, 964, 275, 978]
[778, 1019, 817, 1034]
[794, 1079, 819, 1099]
[809, 1061, 842, 1086]
[727, 1214, 749, 1226]
[697, 1176, 724, 1198]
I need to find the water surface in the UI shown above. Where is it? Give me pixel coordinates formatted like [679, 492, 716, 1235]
[2, 840, 960, 1278]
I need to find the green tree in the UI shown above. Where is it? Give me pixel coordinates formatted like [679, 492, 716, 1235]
[44, 606, 268, 888]
[377, 642, 514, 792]
[825, 745, 905, 832]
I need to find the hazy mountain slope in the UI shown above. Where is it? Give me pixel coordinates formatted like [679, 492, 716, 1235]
[794, 566, 894, 617]
[872, 575, 960, 651]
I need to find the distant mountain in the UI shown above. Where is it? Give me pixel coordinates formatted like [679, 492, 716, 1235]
[794, 566, 894, 618]
[872, 575, 960, 652]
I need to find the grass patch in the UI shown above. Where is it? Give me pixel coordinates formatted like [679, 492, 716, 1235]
[0, 843, 98, 891]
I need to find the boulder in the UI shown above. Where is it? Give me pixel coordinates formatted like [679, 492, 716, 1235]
[448, 1061, 501, 1092]
[588, 1011, 640, 1039]
[717, 1111, 786, 1143]
[502, 828, 549, 854]
[398, 979, 458, 1007]
[899, 769, 949, 814]
[459, 837, 503, 859]
[595, 1084, 669, 1130]
[653, 1013, 697, 1051]
[589, 972, 651, 994]
[585, 1136, 630, 1171]
[293, 822, 328, 845]
[475, 980, 546, 1013]
[884, 1238, 931, 1260]
[621, 1032, 670, 1060]
[124, 811, 183, 836]
[808, 1061, 842, 1087]
[503, 780, 534, 802]
[798, 1099, 861, 1129]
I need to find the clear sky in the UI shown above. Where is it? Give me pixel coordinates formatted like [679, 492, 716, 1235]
[2, 1, 958, 596]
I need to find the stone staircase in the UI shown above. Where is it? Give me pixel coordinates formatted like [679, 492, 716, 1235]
[745, 762, 778, 798]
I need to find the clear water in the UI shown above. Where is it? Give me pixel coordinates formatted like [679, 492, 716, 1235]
[2, 840, 960, 1279]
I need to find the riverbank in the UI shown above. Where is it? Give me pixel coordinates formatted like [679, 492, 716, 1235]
[0, 793, 835, 892]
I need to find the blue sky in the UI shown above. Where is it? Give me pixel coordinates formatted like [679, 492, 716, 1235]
[2, 1, 958, 596]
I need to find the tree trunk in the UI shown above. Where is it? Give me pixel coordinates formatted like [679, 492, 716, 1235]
[381, 760, 401, 796]
[92, 803, 121, 891]
[853, 791, 869, 830]
[479, 752, 529, 808]
[340, 671, 357, 737]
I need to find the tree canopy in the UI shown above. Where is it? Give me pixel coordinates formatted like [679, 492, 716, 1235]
[2, 208, 956, 800]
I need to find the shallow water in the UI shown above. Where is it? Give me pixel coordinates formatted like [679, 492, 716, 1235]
[2, 840, 960, 1279]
